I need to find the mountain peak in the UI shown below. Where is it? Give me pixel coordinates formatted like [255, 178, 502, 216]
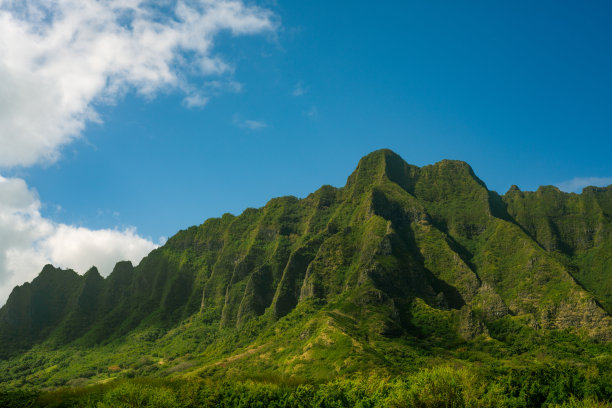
[506, 184, 521, 194]
[427, 159, 486, 187]
[345, 149, 418, 194]
[350, 149, 404, 176]
[84, 266, 102, 279]
[536, 185, 562, 195]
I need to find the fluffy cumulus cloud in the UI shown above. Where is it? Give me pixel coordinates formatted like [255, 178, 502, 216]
[0, 175, 158, 304]
[556, 177, 612, 193]
[0, 0, 275, 167]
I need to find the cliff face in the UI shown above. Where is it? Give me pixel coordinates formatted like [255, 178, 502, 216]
[1, 149, 611, 362]
[503, 185, 612, 313]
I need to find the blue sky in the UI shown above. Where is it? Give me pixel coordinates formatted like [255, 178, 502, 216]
[0, 1, 611, 302]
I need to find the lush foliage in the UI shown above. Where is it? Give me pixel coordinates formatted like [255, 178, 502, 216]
[2, 364, 612, 408]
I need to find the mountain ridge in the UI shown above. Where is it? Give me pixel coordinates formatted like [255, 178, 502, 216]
[1, 149, 611, 388]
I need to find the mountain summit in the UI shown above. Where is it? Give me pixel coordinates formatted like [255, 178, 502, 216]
[1, 149, 611, 386]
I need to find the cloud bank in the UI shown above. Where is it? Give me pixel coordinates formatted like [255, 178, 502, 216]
[0, 0, 275, 167]
[0, 175, 158, 304]
[556, 177, 612, 193]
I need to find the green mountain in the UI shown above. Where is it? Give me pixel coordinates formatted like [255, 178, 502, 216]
[1, 149, 611, 406]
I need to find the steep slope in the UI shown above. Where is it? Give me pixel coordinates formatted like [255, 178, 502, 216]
[504, 185, 612, 313]
[0, 149, 610, 384]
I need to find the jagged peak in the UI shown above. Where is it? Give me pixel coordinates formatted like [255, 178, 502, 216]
[38, 264, 78, 280]
[112, 260, 133, 273]
[422, 159, 488, 189]
[345, 149, 418, 194]
[361, 148, 403, 161]
[84, 267, 102, 279]
[506, 185, 521, 194]
[582, 185, 612, 194]
[40, 264, 59, 275]
[432, 158, 472, 168]
[536, 185, 562, 195]
[504, 184, 611, 197]
[347, 149, 397, 181]
[345, 150, 491, 202]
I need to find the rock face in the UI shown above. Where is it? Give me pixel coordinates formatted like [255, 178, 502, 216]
[504, 184, 612, 313]
[1, 149, 611, 360]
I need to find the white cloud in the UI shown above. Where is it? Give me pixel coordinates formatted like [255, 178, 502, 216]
[203, 79, 243, 94]
[0, 0, 275, 167]
[243, 119, 267, 130]
[232, 114, 267, 130]
[292, 81, 307, 96]
[556, 177, 612, 193]
[0, 175, 157, 305]
[182, 79, 243, 108]
[304, 106, 318, 119]
[183, 94, 210, 108]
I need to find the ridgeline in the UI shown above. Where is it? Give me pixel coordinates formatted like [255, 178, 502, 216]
[1, 149, 611, 407]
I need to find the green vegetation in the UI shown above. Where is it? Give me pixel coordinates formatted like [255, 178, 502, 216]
[504, 185, 612, 313]
[1, 149, 611, 406]
[2, 363, 611, 408]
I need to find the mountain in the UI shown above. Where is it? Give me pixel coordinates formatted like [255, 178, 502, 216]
[1, 149, 611, 391]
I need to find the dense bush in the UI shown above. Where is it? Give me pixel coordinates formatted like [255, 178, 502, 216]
[9, 364, 609, 408]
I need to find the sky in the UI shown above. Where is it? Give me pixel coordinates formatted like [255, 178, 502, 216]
[0, 1, 611, 304]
